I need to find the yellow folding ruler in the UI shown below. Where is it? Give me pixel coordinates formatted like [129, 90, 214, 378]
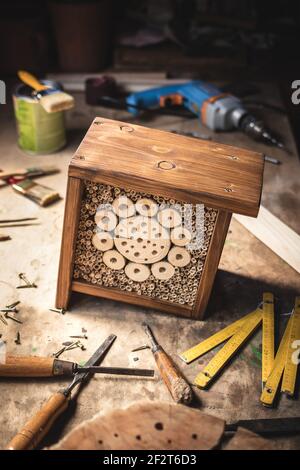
[179, 309, 259, 364]
[179, 292, 276, 389]
[260, 315, 292, 407]
[262, 292, 275, 385]
[194, 309, 262, 388]
[281, 297, 300, 396]
[260, 297, 300, 406]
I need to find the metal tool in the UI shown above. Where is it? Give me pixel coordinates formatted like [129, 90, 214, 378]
[69, 334, 88, 339]
[144, 324, 193, 405]
[6, 334, 117, 450]
[226, 417, 300, 436]
[131, 344, 150, 352]
[14, 332, 21, 345]
[17, 273, 37, 289]
[49, 307, 65, 315]
[125, 81, 287, 151]
[0, 355, 154, 378]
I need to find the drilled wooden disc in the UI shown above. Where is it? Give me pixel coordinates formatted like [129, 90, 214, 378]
[171, 227, 192, 246]
[151, 261, 175, 280]
[103, 250, 125, 270]
[112, 196, 135, 218]
[95, 209, 117, 232]
[114, 215, 170, 264]
[50, 401, 226, 451]
[135, 198, 158, 217]
[157, 208, 182, 228]
[125, 263, 150, 282]
[168, 246, 191, 267]
[92, 232, 114, 251]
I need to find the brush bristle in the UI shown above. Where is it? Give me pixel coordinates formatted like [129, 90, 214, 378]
[40, 91, 74, 113]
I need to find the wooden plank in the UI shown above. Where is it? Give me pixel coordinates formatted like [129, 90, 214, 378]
[47, 72, 189, 92]
[192, 210, 232, 319]
[234, 206, 300, 274]
[55, 177, 83, 309]
[72, 281, 192, 318]
[70, 117, 264, 217]
[225, 427, 273, 450]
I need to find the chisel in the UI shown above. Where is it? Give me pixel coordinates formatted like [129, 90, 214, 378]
[6, 334, 117, 450]
[0, 355, 154, 378]
[144, 324, 193, 404]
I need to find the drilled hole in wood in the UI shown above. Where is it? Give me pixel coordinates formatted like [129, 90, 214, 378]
[134, 252, 140, 257]
[114, 433, 118, 438]
[157, 160, 175, 170]
[121, 241, 127, 246]
[98, 440, 103, 444]
[137, 238, 143, 243]
[192, 434, 197, 440]
[176, 254, 183, 260]
[142, 204, 150, 211]
[136, 435, 141, 441]
[110, 257, 117, 264]
[134, 268, 140, 274]
[101, 216, 109, 224]
[101, 239, 107, 244]
[155, 422, 164, 431]
[152, 250, 158, 255]
[159, 267, 166, 273]
[119, 204, 128, 211]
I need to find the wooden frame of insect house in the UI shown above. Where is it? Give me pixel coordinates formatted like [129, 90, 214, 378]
[56, 117, 264, 319]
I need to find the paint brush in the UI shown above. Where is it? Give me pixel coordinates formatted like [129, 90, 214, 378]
[0, 165, 59, 182]
[18, 70, 74, 113]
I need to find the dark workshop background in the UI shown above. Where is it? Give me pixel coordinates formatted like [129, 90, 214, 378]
[1, 0, 300, 150]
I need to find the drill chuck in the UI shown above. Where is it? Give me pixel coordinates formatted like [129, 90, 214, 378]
[239, 114, 285, 149]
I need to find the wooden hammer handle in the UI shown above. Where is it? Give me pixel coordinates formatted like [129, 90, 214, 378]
[0, 356, 73, 377]
[154, 348, 193, 404]
[6, 391, 70, 450]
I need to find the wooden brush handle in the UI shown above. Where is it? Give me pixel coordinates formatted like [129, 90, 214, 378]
[6, 391, 70, 450]
[154, 348, 193, 404]
[0, 356, 73, 377]
[18, 70, 48, 92]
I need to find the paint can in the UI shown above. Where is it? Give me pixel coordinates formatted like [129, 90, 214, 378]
[13, 80, 66, 155]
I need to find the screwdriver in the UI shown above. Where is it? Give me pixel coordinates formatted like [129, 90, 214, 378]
[143, 324, 193, 405]
[0, 355, 154, 378]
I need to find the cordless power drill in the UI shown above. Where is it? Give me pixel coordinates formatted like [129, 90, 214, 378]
[125, 81, 285, 150]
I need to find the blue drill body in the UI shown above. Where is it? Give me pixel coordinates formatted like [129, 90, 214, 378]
[126, 81, 219, 118]
[125, 80, 285, 149]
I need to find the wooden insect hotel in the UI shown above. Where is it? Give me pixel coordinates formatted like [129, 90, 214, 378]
[56, 117, 264, 319]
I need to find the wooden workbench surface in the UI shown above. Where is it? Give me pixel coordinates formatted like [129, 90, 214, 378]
[0, 81, 299, 450]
